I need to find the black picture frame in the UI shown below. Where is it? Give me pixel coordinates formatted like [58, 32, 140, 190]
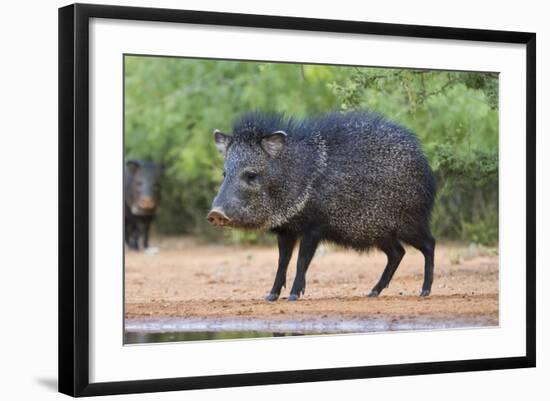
[58, 3, 536, 397]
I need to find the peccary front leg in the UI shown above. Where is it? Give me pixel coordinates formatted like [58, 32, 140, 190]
[142, 216, 153, 249]
[265, 233, 297, 302]
[125, 216, 139, 250]
[288, 233, 321, 301]
[368, 240, 405, 297]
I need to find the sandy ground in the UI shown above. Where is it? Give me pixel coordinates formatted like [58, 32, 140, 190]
[124, 237, 498, 326]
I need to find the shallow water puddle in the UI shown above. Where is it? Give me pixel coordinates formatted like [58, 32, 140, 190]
[124, 316, 496, 344]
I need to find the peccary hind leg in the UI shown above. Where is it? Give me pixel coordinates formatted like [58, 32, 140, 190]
[419, 236, 436, 296]
[265, 233, 297, 302]
[368, 240, 405, 297]
[288, 234, 320, 301]
[404, 229, 435, 297]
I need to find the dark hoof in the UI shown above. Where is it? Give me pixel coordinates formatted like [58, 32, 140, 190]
[264, 293, 279, 302]
[368, 290, 380, 298]
[287, 294, 300, 302]
[420, 289, 431, 297]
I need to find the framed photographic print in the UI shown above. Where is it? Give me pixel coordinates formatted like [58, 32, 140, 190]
[58, 3, 536, 397]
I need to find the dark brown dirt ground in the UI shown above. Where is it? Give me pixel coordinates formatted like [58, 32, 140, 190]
[124, 237, 498, 326]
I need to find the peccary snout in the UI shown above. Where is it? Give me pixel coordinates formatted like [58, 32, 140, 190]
[138, 197, 157, 211]
[207, 208, 232, 227]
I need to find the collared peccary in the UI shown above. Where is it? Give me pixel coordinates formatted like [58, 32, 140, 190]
[124, 160, 163, 250]
[207, 111, 436, 301]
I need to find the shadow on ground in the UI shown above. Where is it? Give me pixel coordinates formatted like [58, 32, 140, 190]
[35, 377, 57, 392]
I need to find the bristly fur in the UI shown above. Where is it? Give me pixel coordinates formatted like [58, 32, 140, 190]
[231, 111, 294, 143]
[211, 110, 438, 298]
[216, 109, 436, 251]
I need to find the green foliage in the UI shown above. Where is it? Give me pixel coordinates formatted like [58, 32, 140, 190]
[430, 143, 498, 244]
[125, 56, 499, 245]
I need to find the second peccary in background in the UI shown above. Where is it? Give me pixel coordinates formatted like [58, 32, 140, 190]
[208, 111, 436, 301]
[125, 160, 163, 250]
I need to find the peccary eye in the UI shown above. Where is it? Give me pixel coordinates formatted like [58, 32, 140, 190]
[244, 171, 258, 184]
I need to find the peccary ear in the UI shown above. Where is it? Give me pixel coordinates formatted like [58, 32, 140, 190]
[261, 131, 287, 157]
[214, 129, 231, 157]
[126, 160, 140, 175]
